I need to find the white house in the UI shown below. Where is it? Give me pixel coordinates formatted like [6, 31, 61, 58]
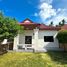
[13, 18, 63, 52]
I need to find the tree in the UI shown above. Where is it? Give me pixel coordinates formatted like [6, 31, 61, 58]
[62, 19, 65, 26]
[49, 21, 53, 26]
[58, 19, 66, 26]
[0, 12, 23, 42]
[0, 12, 24, 54]
[59, 22, 62, 26]
[56, 30, 67, 51]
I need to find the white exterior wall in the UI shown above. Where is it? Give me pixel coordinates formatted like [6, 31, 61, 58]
[19, 30, 34, 45]
[36, 30, 59, 51]
[13, 29, 59, 51]
[13, 30, 35, 50]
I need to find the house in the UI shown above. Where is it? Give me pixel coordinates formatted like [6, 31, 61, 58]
[13, 18, 65, 52]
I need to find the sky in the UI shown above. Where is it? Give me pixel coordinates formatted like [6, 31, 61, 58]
[0, 0, 67, 25]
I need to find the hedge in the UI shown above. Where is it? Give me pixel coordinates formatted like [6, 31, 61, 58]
[57, 30, 67, 43]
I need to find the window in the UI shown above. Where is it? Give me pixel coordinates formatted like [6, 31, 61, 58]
[25, 36, 32, 44]
[44, 36, 54, 42]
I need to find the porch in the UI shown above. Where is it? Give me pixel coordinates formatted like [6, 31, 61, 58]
[13, 28, 39, 51]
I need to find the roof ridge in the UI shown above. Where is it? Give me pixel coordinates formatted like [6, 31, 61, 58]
[21, 18, 33, 23]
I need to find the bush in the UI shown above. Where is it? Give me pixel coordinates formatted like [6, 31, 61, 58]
[57, 30, 67, 43]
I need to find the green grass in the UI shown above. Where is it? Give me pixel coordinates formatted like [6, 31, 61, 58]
[0, 51, 67, 67]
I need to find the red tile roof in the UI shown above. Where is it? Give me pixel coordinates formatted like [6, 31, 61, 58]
[19, 18, 38, 25]
[19, 19, 61, 30]
[61, 24, 67, 30]
[39, 24, 60, 30]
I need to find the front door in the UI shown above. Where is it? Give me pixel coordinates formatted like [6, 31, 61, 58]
[7, 42, 13, 50]
[25, 36, 32, 44]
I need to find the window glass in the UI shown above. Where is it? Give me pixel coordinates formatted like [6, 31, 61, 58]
[25, 36, 32, 44]
[44, 36, 54, 42]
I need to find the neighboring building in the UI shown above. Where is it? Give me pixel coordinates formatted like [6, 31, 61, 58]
[13, 19, 66, 52]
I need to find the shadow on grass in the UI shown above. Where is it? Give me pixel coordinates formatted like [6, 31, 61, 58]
[47, 51, 67, 65]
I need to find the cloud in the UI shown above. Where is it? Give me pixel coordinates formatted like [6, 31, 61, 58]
[47, 16, 66, 25]
[47, 9, 67, 25]
[34, 0, 67, 25]
[40, 0, 53, 4]
[39, 3, 56, 21]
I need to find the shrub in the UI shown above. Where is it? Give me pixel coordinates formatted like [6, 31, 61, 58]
[57, 30, 67, 43]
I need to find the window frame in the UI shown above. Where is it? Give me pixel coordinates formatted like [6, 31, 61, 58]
[44, 36, 54, 42]
[25, 36, 32, 44]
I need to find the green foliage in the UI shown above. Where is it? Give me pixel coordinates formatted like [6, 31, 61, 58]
[58, 19, 66, 26]
[59, 22, 62, 26]
[0, 52, 67, 67]
[57, 30, 67, 43]
[62, 19, 65, 25]
[0, 12, 23, 41]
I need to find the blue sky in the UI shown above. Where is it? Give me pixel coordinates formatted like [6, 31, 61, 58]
[0, 0, 67, 25]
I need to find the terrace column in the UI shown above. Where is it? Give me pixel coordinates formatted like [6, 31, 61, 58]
[13, 34, 19, 51]
[34, 28, 39, 50]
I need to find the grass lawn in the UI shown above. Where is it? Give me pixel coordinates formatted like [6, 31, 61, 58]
[0, 51, 67, 67]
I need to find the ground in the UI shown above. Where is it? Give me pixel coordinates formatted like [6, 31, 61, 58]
[0, 51, 67, 67]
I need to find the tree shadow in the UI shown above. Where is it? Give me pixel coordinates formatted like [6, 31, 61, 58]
[47, 51, 67, 64]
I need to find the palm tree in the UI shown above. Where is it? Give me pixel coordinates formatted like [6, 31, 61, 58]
[59, 22, 62, 26]
[62, 19, 65, 25]
[49, 21, 53, 26]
